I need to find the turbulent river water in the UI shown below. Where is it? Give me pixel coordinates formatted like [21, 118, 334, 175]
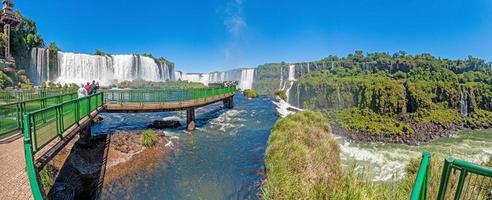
[91, 94, 492, 199]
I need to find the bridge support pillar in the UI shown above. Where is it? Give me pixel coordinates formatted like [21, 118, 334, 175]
[79, 122, 92, 146]
[223, 96, 234, 109]
[186, 108, 195, 131]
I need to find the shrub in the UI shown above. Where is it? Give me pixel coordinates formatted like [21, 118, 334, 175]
[412, 108, 464, 124]
[39, 163, 57, 191]
[140, 129, 157, 147]
[329, 108, 413, 135]
[263, 111, 341, 199]
[243, 89, 259, 98]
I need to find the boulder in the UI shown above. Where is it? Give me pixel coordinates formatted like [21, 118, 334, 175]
[148, 120, 181, 129]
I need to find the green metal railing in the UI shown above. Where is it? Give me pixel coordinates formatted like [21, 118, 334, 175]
[23, 93, 104, 200]
[0, 92, 78, 137]
[411, 152, 492, 200]
[436, 157, 492, 200]
[0, 89, 76, 105]
[104, 86, 237, 105]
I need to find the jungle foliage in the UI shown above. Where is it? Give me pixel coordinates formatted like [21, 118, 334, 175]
[254, 51, 492, 135]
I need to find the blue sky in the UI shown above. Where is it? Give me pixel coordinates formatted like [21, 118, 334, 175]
[18, 0, 492, 72]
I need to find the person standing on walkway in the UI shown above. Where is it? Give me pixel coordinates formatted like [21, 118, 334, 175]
[84, 82, 91, 96]
[78, 84, 86, 98]
[89, 80, 96, 95]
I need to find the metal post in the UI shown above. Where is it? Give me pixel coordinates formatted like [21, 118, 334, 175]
[186, 108, 195, 131]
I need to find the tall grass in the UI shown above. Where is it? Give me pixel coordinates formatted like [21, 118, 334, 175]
[262, 111, 341, 199]
[140, 129, 157, 147]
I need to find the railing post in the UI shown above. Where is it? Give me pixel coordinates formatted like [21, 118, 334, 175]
[23, 114, 45, 200]
[57, 106, 62, 138]
[437, 157, 453, 200]
[410, 151, 431, 200]
[87, 95, 91, 117]
[76, 98, 80, 124]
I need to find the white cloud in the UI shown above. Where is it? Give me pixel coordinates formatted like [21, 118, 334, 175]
[223, 0, 247, 36]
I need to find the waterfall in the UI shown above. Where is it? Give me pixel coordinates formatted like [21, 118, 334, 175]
[178, 68, 255, 90]
[28, 48, 50, 84]
[285, 64, 296, 104]
[239, 69, 254, 90]
[460, 90, 468, 117]
[29, 48, 176, 86]
[279, 68, 284, 90]
[336, 86, 344, 109]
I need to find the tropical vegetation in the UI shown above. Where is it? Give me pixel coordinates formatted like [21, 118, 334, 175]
[253, 51, 492, 136]
[243, 89, 259, 98]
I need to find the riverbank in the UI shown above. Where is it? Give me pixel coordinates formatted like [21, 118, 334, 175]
[47, 130, 170, 199]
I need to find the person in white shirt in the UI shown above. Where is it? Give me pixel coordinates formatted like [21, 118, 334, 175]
[78, 84, 87, 98]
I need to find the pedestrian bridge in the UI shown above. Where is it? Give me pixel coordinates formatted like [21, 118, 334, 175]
[18, 86, 236, 199]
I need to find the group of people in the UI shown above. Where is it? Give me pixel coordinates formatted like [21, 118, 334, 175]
[223, 80, 238, 87]
[78, 80, 100, 98]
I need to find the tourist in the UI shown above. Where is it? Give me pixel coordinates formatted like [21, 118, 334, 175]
[77, 84, 86, 98]
[84, 82, 91, 95]
[89, 80, 96, 95]
[95, 82, 100, 93]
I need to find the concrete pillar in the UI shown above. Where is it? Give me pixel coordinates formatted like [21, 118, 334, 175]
[223, 96, 234, 109]
[186, 108, 195, 131]
[79, 123, 92, 147]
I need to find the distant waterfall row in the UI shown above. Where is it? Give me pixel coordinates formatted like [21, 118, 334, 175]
[175, 68, 255, 90]
[28, 48, 176, 86]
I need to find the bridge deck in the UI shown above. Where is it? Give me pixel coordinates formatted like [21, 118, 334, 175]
[104, 93, 234, 112]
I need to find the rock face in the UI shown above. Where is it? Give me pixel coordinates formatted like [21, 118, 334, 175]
[332, 121, 492, 145]
[147, 120, 181, 129]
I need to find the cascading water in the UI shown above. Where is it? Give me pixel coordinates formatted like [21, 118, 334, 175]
[460, 90, 468, 117]
[336, 86, 344, 109]
[285, 64, 296, 103]
[28, 48, 50, 85]
[57, 52, 114, 85]
[29, 48, 176, 86]
[279, 68, 284, 90]
[238, 69, 255, 90]
[178, 68, 255, 90]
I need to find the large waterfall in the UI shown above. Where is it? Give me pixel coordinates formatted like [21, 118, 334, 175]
[29, 48, 50, 85]
[176, 68, 255, 90]
[28, 48, 176, 85]
[285, 64, 296, 103]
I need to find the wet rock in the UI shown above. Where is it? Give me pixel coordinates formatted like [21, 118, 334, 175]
[148, 120, 181, 129]
[93, 116, 104, 123]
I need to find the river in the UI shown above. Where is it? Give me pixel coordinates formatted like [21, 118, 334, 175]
[92, 94, 492, 199]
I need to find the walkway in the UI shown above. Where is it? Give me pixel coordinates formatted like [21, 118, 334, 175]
[0, 137, 33, 200]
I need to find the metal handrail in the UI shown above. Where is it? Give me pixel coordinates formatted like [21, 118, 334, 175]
[411, 151, 432, 200]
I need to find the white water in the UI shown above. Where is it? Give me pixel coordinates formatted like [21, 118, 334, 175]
[272, 97, 303, 118]
[29, 48, 50, 84]
[176, 68, 255, 90]
[29, 48, 175, 85]
[460, 90, 468, 117]
[285, 64, 296, 103]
